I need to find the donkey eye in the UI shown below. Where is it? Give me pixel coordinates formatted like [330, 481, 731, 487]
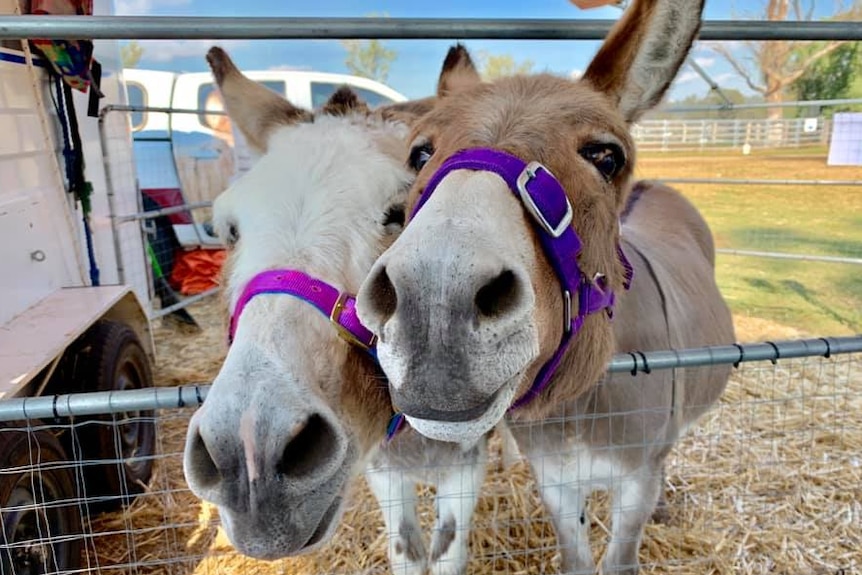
[382, 204, 406, 229]
[408, 142, 434, 172]
[225, 222, 240, 247]
[579, 143, 625, 182]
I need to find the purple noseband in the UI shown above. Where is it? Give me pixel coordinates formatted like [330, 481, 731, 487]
[229, 269, 411, 440]
[412, 147, 633, 410]
[229, 269, 376, 351]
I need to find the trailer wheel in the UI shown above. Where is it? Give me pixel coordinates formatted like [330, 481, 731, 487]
[70, 320, 155, 508]
[0, 428, 82, 575]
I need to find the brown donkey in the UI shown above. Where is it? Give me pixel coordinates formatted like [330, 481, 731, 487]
[357, 0, 735, 572]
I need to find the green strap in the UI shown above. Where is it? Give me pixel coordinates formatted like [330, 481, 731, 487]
[147, 242, 164, 279]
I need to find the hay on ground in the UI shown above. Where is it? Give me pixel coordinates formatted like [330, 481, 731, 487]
[83, 296, 861, 575]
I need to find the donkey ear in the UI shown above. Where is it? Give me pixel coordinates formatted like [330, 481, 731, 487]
[320, 86, 370, 116]
[206, 46, 310, 154]
[377, 96, 436, 125]
[581, 0, 705, 123]
[436, 43, 481, 98]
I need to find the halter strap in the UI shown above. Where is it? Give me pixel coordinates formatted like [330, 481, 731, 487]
[413, 147, 633, 410]
[228, 269, 377, 351]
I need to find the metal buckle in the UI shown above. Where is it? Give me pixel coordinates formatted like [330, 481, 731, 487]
[330, 292, 376, 351]
[516, 161, 573, 239]
[563, 289, 572, 333]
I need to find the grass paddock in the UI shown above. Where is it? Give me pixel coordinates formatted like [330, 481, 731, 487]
[636, 148, 862, 337]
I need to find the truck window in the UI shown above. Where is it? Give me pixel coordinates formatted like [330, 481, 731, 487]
[198, 80, 285, 131]
[127, 82, 146, 132]
[310, 81, 396, 109]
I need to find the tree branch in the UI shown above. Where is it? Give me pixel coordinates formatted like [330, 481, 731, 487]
[776, 40, 849, 87]
[712, 43, 767, 94]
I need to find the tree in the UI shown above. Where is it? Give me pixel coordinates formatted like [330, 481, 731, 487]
[711, 0, 860, 120]
[478, 51, 534, 81]
[792, 42, 860, 102]
[341, 38, 397, 83]
[120, 41, 143, 68]
[340, 13, 397, 83]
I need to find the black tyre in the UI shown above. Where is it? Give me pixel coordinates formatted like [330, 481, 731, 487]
[0, 428, 82, 575]
[68, 320, 155, 509]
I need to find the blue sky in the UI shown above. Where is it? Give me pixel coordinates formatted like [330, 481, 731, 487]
[116, 0, 855, 102]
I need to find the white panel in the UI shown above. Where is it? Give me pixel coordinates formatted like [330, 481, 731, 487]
[827, 112, 862, 166]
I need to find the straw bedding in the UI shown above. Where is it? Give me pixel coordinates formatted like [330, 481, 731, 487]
[83, 297, 861, 575]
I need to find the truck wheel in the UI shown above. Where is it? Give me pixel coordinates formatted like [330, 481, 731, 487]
[0, 428, 82, 575]
[71, 320, 155, 509]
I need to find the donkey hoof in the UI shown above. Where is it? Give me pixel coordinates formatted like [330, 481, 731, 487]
[650, 501, 672, 524]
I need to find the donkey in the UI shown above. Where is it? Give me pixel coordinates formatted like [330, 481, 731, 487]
[181, 47, 491, 574]
[356, 1, 735, 572]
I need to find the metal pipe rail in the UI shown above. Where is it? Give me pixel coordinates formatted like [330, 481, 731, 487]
[115, 200, 213, 224]
[658, 178, 862, 187]
[2, 16, 862, 41]
[715, 249, 862, 267]
[1, 335, 859, 422]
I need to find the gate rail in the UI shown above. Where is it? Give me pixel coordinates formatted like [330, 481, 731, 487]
[2, 335, 859, 422]
[1, 16, 862, 41]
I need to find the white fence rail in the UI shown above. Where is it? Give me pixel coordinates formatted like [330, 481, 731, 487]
[632, 117, 831, 151]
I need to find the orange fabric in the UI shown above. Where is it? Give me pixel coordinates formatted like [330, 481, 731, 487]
[170, 249, 226, 295]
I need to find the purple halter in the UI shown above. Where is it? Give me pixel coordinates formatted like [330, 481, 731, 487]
[229, 269, 412, 441]
[228, 269, 376, 351]
[412, 148, 633, 410]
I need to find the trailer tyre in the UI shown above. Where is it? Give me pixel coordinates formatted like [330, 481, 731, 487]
[71, 320, 155, 508]
[0, 428, 82, 575]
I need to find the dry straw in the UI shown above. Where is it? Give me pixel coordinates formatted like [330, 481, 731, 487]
[83, 299, 861, 575]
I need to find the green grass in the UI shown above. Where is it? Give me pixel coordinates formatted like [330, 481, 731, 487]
[636, 151, 862, 338]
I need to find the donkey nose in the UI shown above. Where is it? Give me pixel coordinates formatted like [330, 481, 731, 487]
[184, 410, 342, 507]
[356, 259, 397, 333]
[474, 269, 522, 321]
[358, 249, 529, 336]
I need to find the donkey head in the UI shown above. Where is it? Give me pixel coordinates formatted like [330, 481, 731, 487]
[357, 0, 705, 444]
[182, 47, 428, 559]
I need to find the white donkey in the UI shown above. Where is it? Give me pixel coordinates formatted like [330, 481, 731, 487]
[357, 1, 736, 573]
[182, 47, 490, 575]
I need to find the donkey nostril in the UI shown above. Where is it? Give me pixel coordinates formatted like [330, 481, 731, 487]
[475, 270, 519, 319]
[277, 414, 339, 480]
[188, 429, 221, 490]
[362, 264, 397, 325]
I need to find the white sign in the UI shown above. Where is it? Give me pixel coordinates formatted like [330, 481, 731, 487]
[803, 118, 818, 133]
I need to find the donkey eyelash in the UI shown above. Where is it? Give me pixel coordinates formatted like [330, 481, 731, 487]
[578, 142, 626, 182]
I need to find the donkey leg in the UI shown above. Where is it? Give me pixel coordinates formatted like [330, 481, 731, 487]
[429, 440, 487, 575]
[529, 456, 594, 574]
[650, 465, 671, 524]
[602, 469, 663, 575]
[366, 466, 426, 575]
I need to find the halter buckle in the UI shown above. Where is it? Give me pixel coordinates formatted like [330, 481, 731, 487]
[516, 161, 573, 239]
[563, 289, 572, 333]
[330, 292, 377, 351]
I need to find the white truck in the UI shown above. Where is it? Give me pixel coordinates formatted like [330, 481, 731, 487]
[0, 0, 156, 573]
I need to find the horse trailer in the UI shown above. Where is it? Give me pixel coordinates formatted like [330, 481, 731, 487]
[0, 0, 156, 573]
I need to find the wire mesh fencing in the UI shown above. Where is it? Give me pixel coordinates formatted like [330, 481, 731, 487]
[1, 337, 859, 575]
